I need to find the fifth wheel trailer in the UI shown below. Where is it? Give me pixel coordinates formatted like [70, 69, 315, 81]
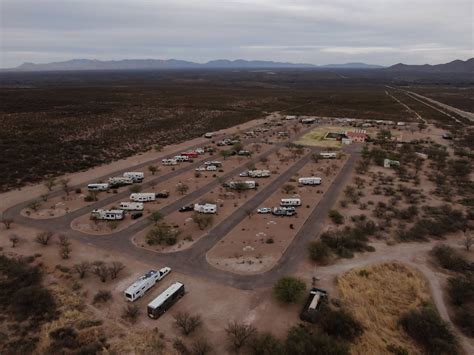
[298, 177, 322, 185]
[130, 193, 156, 202]
[124, 267, 171, 302]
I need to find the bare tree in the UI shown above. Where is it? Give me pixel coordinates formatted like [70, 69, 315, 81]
[122, 304, 140, 323]
[1, 216, 13, 230]
[463, 231, 473, 251]
[28, 200, 41, 212]
[245, 208, 254, 219]
[174, 311, 202, 336]
[148, 165, 158, 175]
[92, 261, 109, 282]
[109, 261, 125, 279]
[40, 193, 49, 202]
[173, 338, 190, 355]
[225, 321, 256, 351]
[60, 178, 71, 195]
[44, 176, 57, 191]
[176, 183, 190, 195]
[73, 261, 91, 279]
[35, 231, 53, 245]
[191, 338, 212, 355]
[9, 235, 19, 248]
[282, 184, 296, 194]
[148, 211, 163, 226]
[58, 234, 71, 259]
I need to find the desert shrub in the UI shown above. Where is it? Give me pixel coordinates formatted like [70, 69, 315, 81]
[49, 326, 79, 350]
[174, 311, 202, 336]
[122, 304, 140, 323]
[399, 306, 458, 354]
[35, 231, 53, 246]
[273, 277, 306, 303]
[319, 224, 376, 259]
[192, 213, 214, 230]
[265, 238, 274, 244]
[225, 321, 256, 351]
[129, 184, 142, 193]
[285, 326, 349, 355]
[431, 245, 470, 273]
[308, 241, 331, 264]
[93, 290, 112, 304]
[191, 338, 212, 355]
[248, 332, 284, 355]
[319, 307, 364, 342]
[328, 210, 344, 225]
[146, 223, 180, 246]
[447, 276, 474, 306]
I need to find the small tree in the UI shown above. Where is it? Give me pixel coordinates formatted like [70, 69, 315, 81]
[225, 321, 256, 351]
[93, 290, 112, 304]
[245, 208, 254, 219]
[92, 261, 109, 282]
[463, 231, 473, 251]
[191, 338, 212, 355]
[192, 213, 214, 230]
[176, 183, 189, 195]
[58, 235, 71, 259]
[122, 304, 140, 323]
[219, 150, 232, 160]
[248, 332, 284, 355]
[44, 176, 57, 191]
[1, 216, 13, 230]
[148, 211, 163, 226]
[174, 311, 202, 335]
[108, 261, 125, 279]
[308, 241, 331, 264]
[173, 338, 190, 355]
[60, 178, 71, 195]
[329, 210, 344, 225]
[28, 200, 41, 211]
[35, 231, 53, 245]
[148, 165, 158, 175]
[147, 223, 180, 246]
[72, 261, 91, 279]
[9, 235, 19, 248]
[273, 276, 306, 303]
[282, 184, 296, 194]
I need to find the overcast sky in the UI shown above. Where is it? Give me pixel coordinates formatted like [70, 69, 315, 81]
[1, 0, 473, 68]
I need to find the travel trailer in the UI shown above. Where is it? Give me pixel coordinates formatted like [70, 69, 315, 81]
[194, 203, 217, 214]
[130, 193, 156, 202]
[162, 158, 177, 166]
[320, 152, 337, 159]
[108, 176, 134, 187]
[280, 198, 302, 207]
[90, 209, 124, 220]
[87, 183, 109, 191]
[298, 177, 322, 185]
[124, 267, 171, 302]
[119, 202, 144, 211]
[123, 172, 144, 182]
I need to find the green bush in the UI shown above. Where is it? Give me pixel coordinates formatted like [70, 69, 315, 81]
[319, 307, 364, 342]
[248, 332, 284, 355]
[285, 326, 349, 355]
[308, 241, 331, 264]
[273, 277, 306, 303]
[447, 276, 473, 306]
[431, 245, 469, 273]
[329, 210, 344, 225]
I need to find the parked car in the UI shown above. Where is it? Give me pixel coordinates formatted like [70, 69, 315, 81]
[179, 204, 194, 212]
[257, 207, 272, 214]
[239, 171, 249, 177]
[131, 212, 143, 219]
[155, 192, 169, 198]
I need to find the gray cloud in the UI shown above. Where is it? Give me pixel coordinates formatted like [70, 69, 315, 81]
[1, 0, 473, 67]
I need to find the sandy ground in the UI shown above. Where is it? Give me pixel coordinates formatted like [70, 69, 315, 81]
[207, 153, 348, 274]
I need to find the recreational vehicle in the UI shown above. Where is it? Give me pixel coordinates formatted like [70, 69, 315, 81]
[124, 267, 171, 302]
[280, 198, 301, 207]
[147, 282, 185, 319]
[181, 152, 198, 158]
[272, 207, 296, 216]
[204, 132, 213, 138]
[320, 152, 337, 159]
[108, 176, 134, 187]
[300, 288, 328, 323]
[123, 172, 144, 182]
[248, 170, 271, 178]
[162, 158, 177, 166]
[204, 160, 222, 167]
[119, 202, 144, 211]
[301, 118, 316, 124]
[90, 209, 124, 220]
[225, 180, 257, 190]
[130, 193, 156, 202]
[87, 183, 109, 191]
[174, 155, 190, 162]
[298, 177, 322, 185]
[194, 203, 217, 214]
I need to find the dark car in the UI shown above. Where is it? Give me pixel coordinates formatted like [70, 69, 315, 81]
[155, 192, 170, 198]
[131, 212, 143, 219]
[179, 204, 194, 212]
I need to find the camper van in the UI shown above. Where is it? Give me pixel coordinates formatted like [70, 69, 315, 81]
[90, 209, 124, 220]
[130, 193, 156, 202]
[320, 152, 337, 159]
[87, 183, 109, 191]
[280, 198, 301, 207]
[194, 203, 217, 214]
[123, 172, 144, 183]
[298, 177, 322, 185]
[162, 158, 177, 166]
[124, 267, 171, 302]
[119, 202, 144, 211]
[147, 282, 185, 319]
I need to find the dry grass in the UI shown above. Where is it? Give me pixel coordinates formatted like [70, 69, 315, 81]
[337, 262, 430, 355]
[296, 126, 344, 148]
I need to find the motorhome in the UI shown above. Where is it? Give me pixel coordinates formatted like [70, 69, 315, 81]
[90, 209, 124, 220]
[272, 207, 296, 216]
[162, 158, 177, 166]
[174, 155, 190, 162]
[147, 282, 185, 319]
[123, 172, 144, 182]
[280, 198, 301, 207]
[298, 177, 322, 185]
[130, 193, 156, 202]
[108, 176, 134, 187]
[320, 152, 337, 159]
[124, 267, 171, 302]
[194, 203, 217, 214]
[119, 202, 144, 211]
[300, 288, 328, 323]
[225, 181, 257, 190]
[204, 160, 222, 167]
[87, 183, 109, 191]
[248, 170, 271, 178]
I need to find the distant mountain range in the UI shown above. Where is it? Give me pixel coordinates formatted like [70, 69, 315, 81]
[4, 58, 472, 72]
[6, 58, 383, 71]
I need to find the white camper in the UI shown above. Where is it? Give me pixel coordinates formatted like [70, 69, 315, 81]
[162, 158, 178, 166]
[123, 172, 144, 182]
[174, 155, 190, 162]
[130, 193, 156, 202]
[280, 198, 301, 207]
[87, 183, 109, 191]
[248, 169, 271, 178]
[90, 209, 124, 220]
[124, 267, 171, 302]
[119, 202, 144, 211]
[320, 152, 337, 159]
[108, 176, 134, 186]
[194, 203, 217, 214]
[298, 177, 322, 185]
[204, 160, 222, 167]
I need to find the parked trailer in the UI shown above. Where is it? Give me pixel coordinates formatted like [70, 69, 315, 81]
[320, 152, 337, 159]
[124, 267, 171, 302]
[272, 207, 296, 216]
[108, 176, 134, 187]
[300, 288, 328, 323]
[123, 172, 144, 182]
[298, 177, 322, 185]
[194, 203, 217, 214]
[147, 282, 185, 319]
[119, 202, 144, 211]
[90, 209, 124, 220]
[248, 169, 271, 178]
[130, 193, 156, 202]
[181, 152, 198, 158]
[174, 155, 190, 162]
[204, 160, 222, 167]
[301, 118, 316, 124]
[87, 183, 109, 191]
[162, 158, 177, 166]
[225, 181, 257, 189]
[280, 198, 301, 207]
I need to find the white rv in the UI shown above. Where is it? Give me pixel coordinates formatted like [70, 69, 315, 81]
[280, 198, 301, 207]
[162, 158, 178, 166]
[90, 209, 124, 220]
[204, 160, 222, 167]
[204, 132, 214, 138]
[298, 177, 322, 185]
[130, 193, 156, 202]
[248, 169, 271, 178]
[124, 267, 171, 302]
[119, 202, 144, 211]
[320, 152, 337, 159]
[108, 176, 134, 186]
[226, 180, 256, 189]
[123, 172, 144, 182]
[174, 155, 190, 162]
[87, 183, 109, 191]
[285, 115, 297, 120]
[206, 165, 217, 171]
[194, 203, 217, 214]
